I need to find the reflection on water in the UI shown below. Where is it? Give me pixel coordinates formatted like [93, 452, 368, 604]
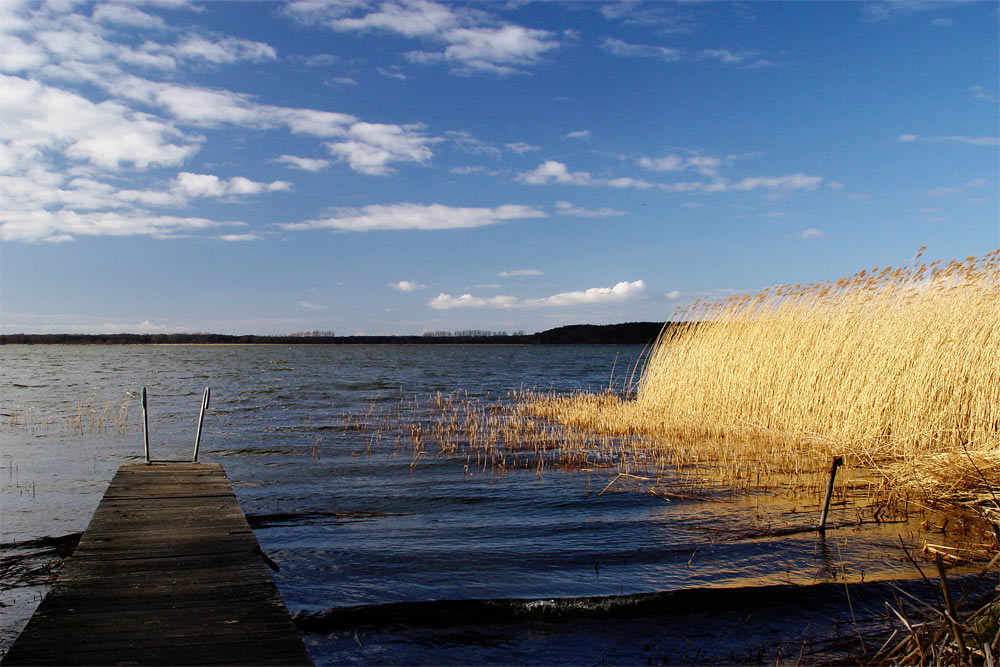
[0, 344, 988, 663]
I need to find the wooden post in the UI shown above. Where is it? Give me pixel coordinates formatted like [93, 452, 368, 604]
[141, 386, 150, 464]
[935, 554, 968, 661]
[817, 456, 844, 535]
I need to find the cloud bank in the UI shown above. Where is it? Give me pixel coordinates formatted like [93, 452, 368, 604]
[283, 203, 547, 232]
[429, 280, 645, 309]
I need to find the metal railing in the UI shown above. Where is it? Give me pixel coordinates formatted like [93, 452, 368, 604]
[141, 386, 211, 464]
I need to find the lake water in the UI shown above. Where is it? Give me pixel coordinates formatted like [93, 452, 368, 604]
[0, 345, 982, 664]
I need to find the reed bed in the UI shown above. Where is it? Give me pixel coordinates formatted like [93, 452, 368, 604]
[516, 248, 1000, 507]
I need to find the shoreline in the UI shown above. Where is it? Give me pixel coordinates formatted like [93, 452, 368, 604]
[0, 322, 670, 347]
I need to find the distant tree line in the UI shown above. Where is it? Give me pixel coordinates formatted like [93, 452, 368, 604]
[422, 329, 526, 338]
[1, 322, 672, 346]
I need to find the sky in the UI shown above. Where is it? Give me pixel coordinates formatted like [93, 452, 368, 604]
[1, 0, 997, 335]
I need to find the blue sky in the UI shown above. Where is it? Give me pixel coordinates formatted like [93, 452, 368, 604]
[1, 0, 997, 335]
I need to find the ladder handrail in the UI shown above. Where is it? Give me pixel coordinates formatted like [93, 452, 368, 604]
[141, 387, 150, 464]
[192, 387, 210, 463]
[140, 386, 211, 464]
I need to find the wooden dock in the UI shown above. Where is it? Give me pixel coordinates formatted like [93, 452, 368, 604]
[3, 463, 312, 666]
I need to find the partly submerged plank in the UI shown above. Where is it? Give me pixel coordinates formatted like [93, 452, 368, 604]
[3, 462, 312, 666]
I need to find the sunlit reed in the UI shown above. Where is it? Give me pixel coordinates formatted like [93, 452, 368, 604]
[519, 248, 1000, 506]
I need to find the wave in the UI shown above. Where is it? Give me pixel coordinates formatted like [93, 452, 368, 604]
[246, 509, 413, 528]
[292, 574, 992, 635]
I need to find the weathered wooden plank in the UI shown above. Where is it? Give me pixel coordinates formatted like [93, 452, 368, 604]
[15, 637, 313, 666]
[3, 462, 312, 666]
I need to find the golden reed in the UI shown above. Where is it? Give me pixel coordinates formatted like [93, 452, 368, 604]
[521, 248, 1000, 505]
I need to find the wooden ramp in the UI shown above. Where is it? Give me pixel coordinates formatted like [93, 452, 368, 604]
[3, 463, 312, 666]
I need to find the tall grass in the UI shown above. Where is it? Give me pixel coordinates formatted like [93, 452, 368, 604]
[523, 248, 1000, 505]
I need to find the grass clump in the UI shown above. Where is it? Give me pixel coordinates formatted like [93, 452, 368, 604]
[520, 248, 1000, 507]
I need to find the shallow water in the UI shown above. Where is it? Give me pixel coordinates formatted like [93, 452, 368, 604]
[0, 345, 987, 663]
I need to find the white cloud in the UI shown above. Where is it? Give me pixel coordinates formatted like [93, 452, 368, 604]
[0, 74, 197, 171]
[601, 39, 770, 67]
[329, 0, 459, 37]
[862, 1, 973, 22]
[639, 155, 685, 171]
[172, 172, 291, 198]
[505, 142, 539, 154]
[531, 280, 644, 307]
[273, 155, 330, 172]
[665, 290, 682, 300]
[607, 176, 659, 190]
[518, 160, 821, 192]
[639, 151, 738, 176]
[428, 293, 518, 309]
[450, 165, 485, 175]
[698, 48, 771, 67]
[1, 170, 176, 212]
[439, 25, 559, 74]
[0, 209, 232, 243]
[36, 64, 353, 137]
[555, 201, 625, 217]
[0, 35, 50, 72]
[1, 3, 431, 246]
[899, 133, 999, 146]
[564, 130, 591, 141]
[283, 203, 547, 232]
[4, 3, 276, 75]
[430, 280, 646, 310]
[971, 86, 998, 103]
[216, 233, 264, 241]
[378, 66, 407, 80]
[172, 36, 277, 64]
[517, 160, 594, 185]
[924, 178, 992, 197]
[326, 122, 438, 175]
[390, 280, 428, 291]
[600, 37, 683, 62]
[598, 3, 696, 31]
[448, 130, 501, 157]
[699, 48, 744, 63]
[640, 153, 727, 176]
[91, 4, 168, 30]
[499, 269, 543, 277]
[298, 300, 327, 311]
[304, 0, 558, 75]
[797, 227, 824, 239]
[719, 174, 823, 191]
[104, 78, 356, 137]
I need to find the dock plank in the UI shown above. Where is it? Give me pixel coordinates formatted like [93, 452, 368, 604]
[3, 462, 312, 666]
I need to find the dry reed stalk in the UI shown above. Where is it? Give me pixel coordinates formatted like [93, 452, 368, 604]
[516, 248, 1000, 506]
[872, 552, 999, 666]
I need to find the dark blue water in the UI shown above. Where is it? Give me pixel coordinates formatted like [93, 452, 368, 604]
[1, 345, 981, 663]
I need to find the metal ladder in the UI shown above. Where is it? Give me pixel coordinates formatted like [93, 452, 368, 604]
[140, 386, 211, 464]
